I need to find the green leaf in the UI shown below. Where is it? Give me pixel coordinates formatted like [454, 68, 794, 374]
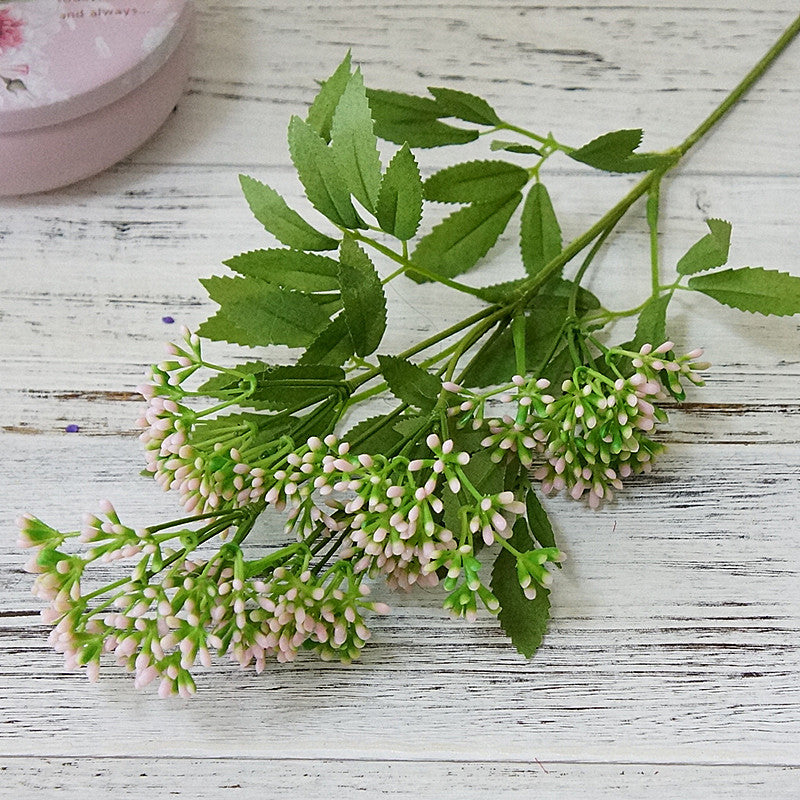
[423, 160, 529, 204]
[344, 413, 404, 454]
[366, 89, 478, 147]
[365, 88, 441, 122]
[410, 193, 522, 282]
[676, 218, 732, 275]
[247, 365, 345, 410]
[492, 520, 551, 658]
[200, 276, 330, 347]
[688, 267, 800, 316]
[376, 119, 480, 148]
[223, 249, 340, 292]
[428, 86, 501, 125]
[200, 364, 344, 412]
[298, 314, 354, 367]
[330, 68, 383, 213]
[238, 175, 337, 251]
[460, 302, 569, 387]
[378, 355, 441, 412]
[197, 309, 266, 348]
[306, 51, 353, 142]
[520, 183, 562, 276]
[525, 489, 557, 550]
[568, 129, 673, 174]
[490, 140, 542, 155]
[338, 237, 387, 356]
[461, 449, 504, 495]
[631, 293, 669, 351]
[287, 116, 363, 228]
[375, 144, 423, 240]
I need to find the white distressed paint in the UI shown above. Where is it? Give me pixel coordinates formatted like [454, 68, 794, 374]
[1, 1, 799, 796]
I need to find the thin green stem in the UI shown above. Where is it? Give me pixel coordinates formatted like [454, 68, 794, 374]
[350, 230, 488, 299]
[646, 179, 661, 295]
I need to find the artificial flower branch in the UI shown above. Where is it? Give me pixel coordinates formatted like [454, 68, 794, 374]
[19, 16, 800, 695]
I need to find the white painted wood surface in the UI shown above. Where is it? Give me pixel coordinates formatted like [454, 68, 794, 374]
[2, 1, 800, 797]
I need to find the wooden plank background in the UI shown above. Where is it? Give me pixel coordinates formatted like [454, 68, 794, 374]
[1, 1, 799, 796]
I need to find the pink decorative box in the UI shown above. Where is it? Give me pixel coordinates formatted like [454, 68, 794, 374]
[0, 0, 193, 195]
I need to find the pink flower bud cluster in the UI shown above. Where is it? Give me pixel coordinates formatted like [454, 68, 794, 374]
[446, 343, 708, 508]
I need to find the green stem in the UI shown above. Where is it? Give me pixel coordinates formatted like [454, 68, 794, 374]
[350, 230, 488, 299]
[646, 179, 661, 295]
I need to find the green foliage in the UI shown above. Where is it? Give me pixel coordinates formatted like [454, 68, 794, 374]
[688, 266, 800, 316]
[676, 218, 732, 275]
[569, 129, 673, 173]
[238, 175, 337, 251]
[223, 249, 340, 292]
[520, 182, 562, 276]
[490, 140, 542, 155]
[330, 68, 383, 213]
[287, 116, 363, 228]
[199, 276, 330, 348]
[423, 160, 529, 204]
[344, 413, 404, 454]
[306, 51, 353, 142]
[366, 88, 479, 147]
[525, 489, 557, 550]
[632, 293, 670, 351]
[492, 521, 551, 657]
[338, 236, 387, 356]
[410, 193, 522, 282]
[378, 355, 441, 412]
[375, 144, 423, 240]
[427, 86, 502, 125]
[298, 314, 354, 367]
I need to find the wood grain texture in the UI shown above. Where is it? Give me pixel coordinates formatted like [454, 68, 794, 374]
[2, 1, 800, 797]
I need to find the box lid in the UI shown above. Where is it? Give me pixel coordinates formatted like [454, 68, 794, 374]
[0, 0, 192, 133]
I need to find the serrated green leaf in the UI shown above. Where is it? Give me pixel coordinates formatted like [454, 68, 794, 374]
[568, 129, 673, 174]
[676, 218, 732, 275]
[197, 309, 266, 348]
[525, 489, 557, 550]
[338, 237, 387, 356]
[520, 182, 562, 277]
[330, 68, 382, 213]
[424, 160, 529, 204]
[248, 365, 345, 410]
[375, 144, 423, 240]
[298, 314, 354, 367]
[238, 175, 337, 251]
[378, 355, 441, 412]
[688, 267, 800, 316]
[198, 361, 271, 395]
[490, 140, 542, 155]
[223, 249, 340, 292]
[201, 276, 330, 347]
[461, 449, 504, 495]
[393, 415, 428, 439]
[631, 293, 669, 351]
[306, 51, 352, 142]
[344, 413, 405, 454]
[428, 86, 501, 125]
[492, 520, 551, 658]
[200, 364, 344, 412]
[410, 193, 521, 282]
[366, 90, 478, 147]
[378, 119, 481, 148]
[287, 116, 363, 228]
[365, 88, 442, 122]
